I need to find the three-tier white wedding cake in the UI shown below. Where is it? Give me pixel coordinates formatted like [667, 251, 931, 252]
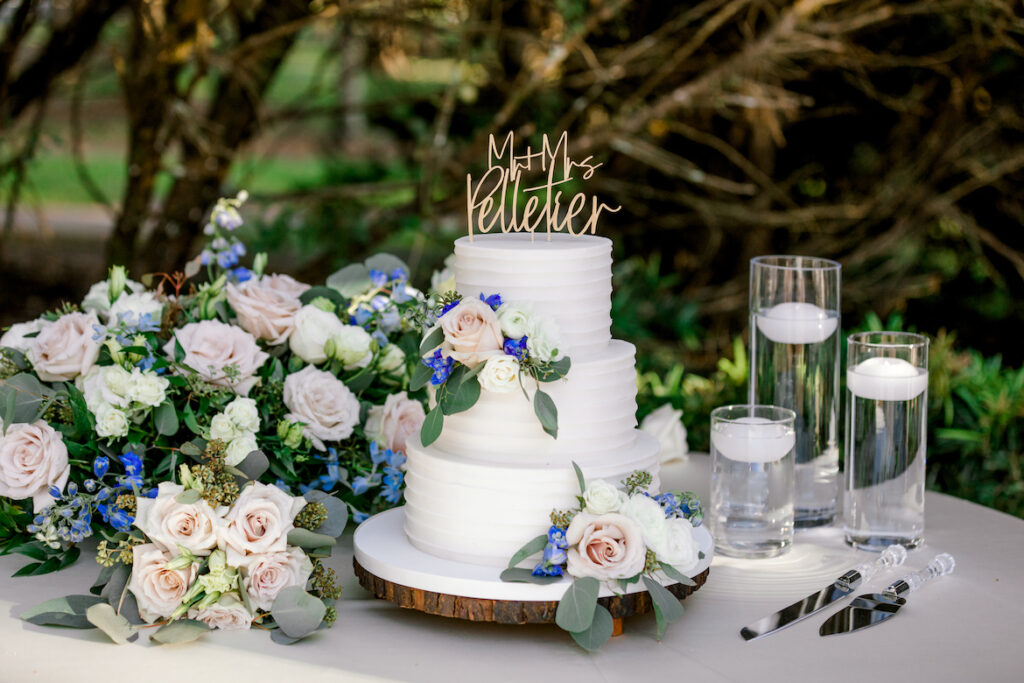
[403, 233, 661, 566]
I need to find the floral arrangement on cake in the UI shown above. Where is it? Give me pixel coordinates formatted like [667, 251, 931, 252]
[411, 292, 571, 446]
[502, 463, 704, 650]
[0, 191, 428, 579]
[19, 446, 346, 645]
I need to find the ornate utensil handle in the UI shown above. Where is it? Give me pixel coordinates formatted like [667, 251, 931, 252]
[883, 553, 956, 600]
[835, 544, 908, 591]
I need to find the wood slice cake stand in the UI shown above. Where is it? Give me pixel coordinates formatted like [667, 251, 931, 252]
[352, 507, 713, 633]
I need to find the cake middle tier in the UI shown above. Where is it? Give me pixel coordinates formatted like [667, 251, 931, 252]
[435, 339, 641, 462]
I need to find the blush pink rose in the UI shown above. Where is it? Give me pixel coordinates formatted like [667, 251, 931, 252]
[282, 365, 360, 450]
[28, 312, 102, 382]
[438, 297, 503, 368]
[218, 482, 305, 563]
[239, 547, 313, 611]
[128, 543, 198, 622]
[565, 512, 647, 581]
[226, 274, 310, 346]
[0, 421, 70, 512]
[164, 320, 269, 396]
[364, 392, 425, 456]
[188, 594, 253, 631]
[133, 482, 221, 556]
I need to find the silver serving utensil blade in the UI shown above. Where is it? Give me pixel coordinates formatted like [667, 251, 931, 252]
[739, 545, 907, 641]
[818, 553, 955, 637]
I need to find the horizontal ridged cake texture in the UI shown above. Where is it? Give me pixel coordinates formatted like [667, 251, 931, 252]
[404, 233, 660, 566]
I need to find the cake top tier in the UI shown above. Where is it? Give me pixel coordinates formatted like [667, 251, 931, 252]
[453, 233, 613, 358]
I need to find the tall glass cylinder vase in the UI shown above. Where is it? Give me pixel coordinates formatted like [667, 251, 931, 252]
[749, 256, 841, 528]
[844, 332, 929, 550]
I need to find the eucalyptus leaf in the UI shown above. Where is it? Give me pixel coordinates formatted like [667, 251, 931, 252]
[154, 401, 179, 436]
[535, 357, 572, 383]
[21, 594, 105, 622]
[326, 263, 371, 297]
[410, 361, 433, 392]
[0, 373, 56, 424]
[659, 563, 697, 587]
[533, 389, 558, 439]
[150, 619, 211, 645]
[100, 564, 131, 607]
[555, 576, 600, 633]
[236, 449, 270, 481]
[440, 374, 480, 416]
[287, 528, 337, 549]
[272, 587, 327, 639]
[571, 461, 587, 496]
[570, 604, 614, 651]
[346, 371, 376, 394]
[506, 534, 548, 569]
[270, 628, 303, 646]
[420, 406, 443, 447]
[309, 495, 348, 537]
[418, 326, 445, 356]
[299, 286, 347, 309]
[86, 603, 138, 644]
[365, 253, 410, 277]
[499, 568, 563, 585]
[180, 440, 203, 458]
[23, 611, 95, 629]
[642, 575, 685, 641]
[175, 489, 202, 505]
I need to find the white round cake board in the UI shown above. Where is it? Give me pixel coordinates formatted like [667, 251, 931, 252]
[353, 506, 714, 601]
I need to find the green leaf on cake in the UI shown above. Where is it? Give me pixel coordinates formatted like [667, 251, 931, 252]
[154, 401, 179, 436]
[643, 575, 685, 641]
[506, 534, 549, 569]
[499, 568, 563, 585]
[555, 576, 599, 633]
[410, 360, 434, 392]
[571, 461, 586, 496]
[418, 326, 445, 356]
[420, 406, 444, 446]
[534, 388, 558, 439]
[535, 357, 572, 383]
[659, 562, 697, 587]
[571, 604, 614, 651]
[440, 374, 480, 416]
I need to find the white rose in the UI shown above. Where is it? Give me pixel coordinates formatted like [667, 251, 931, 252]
[0, 319, 53, 355]
[496, 303, 532, 340]
[94, 404, 130, 439]
[0, 421, 70, 512]
[108, 291, 163, 326]
[583, 479, 628, 515]
[289, 305, 346, 364]
[226, 274, 309, 346]
[77, 365, 131, 411]
[649, 517, 699, 573]
[641, 404, 689, 465]
[224, 397, 260, 434]
[163, 320, 269, 396]
[240, 547, 313, 611]
[478, 356, 520, 393]
[438, 297, 503, 368]
[210, 413, 242, 442]
[332, 325, 372, 368]
[224, 434, 259, 467]
[126, 368, 169, 408]
[218, 482, 305, 561]
[81, 278, 144, 320]
[28, 312, 102, 382]
[525, 317, 564, 363]
[377, 343, 406, 374]
[283, 365, 360, 450]
[620, 493, 670, 550]
[188, 593, 253, 631]
[565, 512, 647, 581]
[133, 482, 220, 556]
[127, 543, 198, 622]
[364, 392, 425, 456]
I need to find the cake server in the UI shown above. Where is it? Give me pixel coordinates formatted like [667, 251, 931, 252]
[739, 544, 907, 641]
[818, 552, 955, 636]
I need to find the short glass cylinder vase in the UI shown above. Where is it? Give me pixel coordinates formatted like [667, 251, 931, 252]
[710, 405, 797, 559]
[844, 332, 929, 551]
[749, 255, 841, 529]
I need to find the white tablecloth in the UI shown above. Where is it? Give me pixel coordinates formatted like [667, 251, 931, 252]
[2, 456, 1022, 682]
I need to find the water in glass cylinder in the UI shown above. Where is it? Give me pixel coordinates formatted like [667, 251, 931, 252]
[751, 302, 839, 527]
[844, 357, 928, 550]
[711, 417, 796, 558]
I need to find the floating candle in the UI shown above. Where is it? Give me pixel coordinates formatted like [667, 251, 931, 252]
[755, 302, 839, 344]
[711, 416, 796, 464]
[847, 357, 929, 402]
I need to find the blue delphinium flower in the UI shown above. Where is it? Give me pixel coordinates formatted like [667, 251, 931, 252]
[217, 249, 239, 269]
[351, 474, 380, 496]
[378, 308, 401, 334]
[439, 299, 461, 316]
[352, 510, 370, 524]
[372, 330, 389, 348]
[479, 293, 502, 310]
[542, 543, 567, 566]
[351, 305, 373, 327]
[423, 349, 454, 385]
[369, 442, 387, 466]
[381, 467, 404, 504]
[547, 525, 568, 550]
[503, 336, 529, 361]
[93, 456, 109, 479]
[135, 312, 162, 333]
[385, 449, 406, 469]
[532, 562, 564, 578]
[230, 267, 253, 283]
[369, 269, 388, 288]
[91, 324, 107, 342]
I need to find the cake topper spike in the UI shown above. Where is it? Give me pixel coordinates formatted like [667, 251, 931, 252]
[466, 131, 621, 242]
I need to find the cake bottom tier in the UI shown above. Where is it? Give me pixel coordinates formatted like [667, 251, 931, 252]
[403, 432, 661, 567]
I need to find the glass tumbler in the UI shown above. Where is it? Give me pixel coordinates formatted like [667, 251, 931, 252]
[710, 405, 797, 559]
[844, 332, 929, 550]
[750, 255, 841, 528]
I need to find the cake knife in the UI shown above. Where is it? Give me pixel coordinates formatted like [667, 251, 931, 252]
[818, 553, 955, 636]
[739, 544, 907, 641]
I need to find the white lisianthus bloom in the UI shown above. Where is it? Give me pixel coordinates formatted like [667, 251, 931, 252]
[188, 593, 253, 631]
[377, 343, 406, 374]
[478, 356, 520, 393]
[648, 517, 699, 573]
[224, 434, 259, 467]
[224, 397, 260, 434]
[108, 291, 163, 326]
[525, 317, 564, 363]
[94, 403, 131, 439]
[583, 479, 629, 515]
[126, 368, 169, 408]
[288, 305, 346, 364]
[640, 404, 689, 465]
[81, 278, 145, 320]
[331, 325, 373, 369]
[77, 365, 132, 411]
[0, 319, 53, 355]
[496, 303, 532, 340]
[210, 413, 242, 442]
[620, 493, 670, 550]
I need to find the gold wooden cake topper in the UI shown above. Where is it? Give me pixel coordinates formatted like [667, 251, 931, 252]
[466, 131, 621, 241]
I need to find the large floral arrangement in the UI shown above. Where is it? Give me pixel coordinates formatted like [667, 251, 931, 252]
[0, 192, 428, 580]
[502, 464, 704, 651]
[411, 292, 571, 445]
